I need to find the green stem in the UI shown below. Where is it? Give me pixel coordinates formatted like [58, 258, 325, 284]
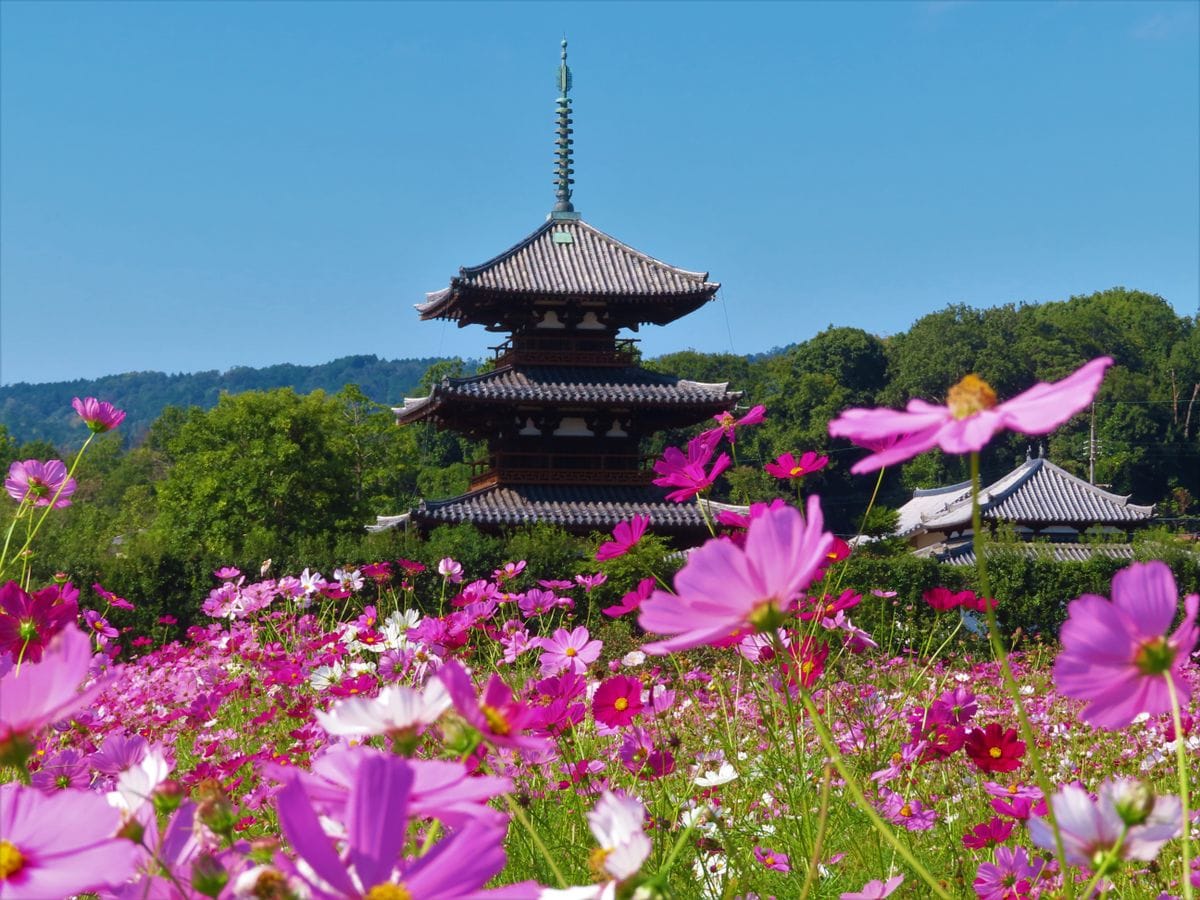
[797, 764, 832, 900]
[969, 451, 1072, 899]
[499, 790, 567, 888]
[794, 690, 953, 900]
[1166, 676, 1194, 900]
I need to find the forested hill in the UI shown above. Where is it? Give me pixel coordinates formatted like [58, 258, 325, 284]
[0, 354, 449, 447]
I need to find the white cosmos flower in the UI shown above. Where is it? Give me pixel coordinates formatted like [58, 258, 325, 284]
[308, 662, 344, 691]
[694, 762, 738, 787]
[107, 746, 172, 817]
[314, 680, 451, 737]
[587, 790, 651, 881]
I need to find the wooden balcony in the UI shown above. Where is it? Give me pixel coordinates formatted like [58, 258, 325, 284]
[468, 451, 656, 489]
[490, 336, 639, 368]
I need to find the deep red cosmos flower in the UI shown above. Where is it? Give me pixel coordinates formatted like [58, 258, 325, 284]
[964, 723, 1026, 773]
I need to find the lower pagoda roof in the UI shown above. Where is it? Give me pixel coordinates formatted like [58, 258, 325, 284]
[369, 484, 744, 538]
[396, 365, 739, 425]
[897, 454, 1155, 538]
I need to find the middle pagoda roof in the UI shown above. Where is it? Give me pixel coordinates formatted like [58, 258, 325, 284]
[416, 217, 720, 331]
[396, 364, 740, 430]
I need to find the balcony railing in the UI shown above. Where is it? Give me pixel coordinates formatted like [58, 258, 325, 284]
[490, 336, 639, 368]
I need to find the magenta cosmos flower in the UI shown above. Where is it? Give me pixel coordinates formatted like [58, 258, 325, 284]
[0, 782, 140, 897]
[0, 581, 78, 664]
[275, 752, 536, 899]
[596, 515, 650, 562]
[704, 403, 765, 444]
[4, 460, 76, 509]
[593, 675, 644, 728]
[71, 396, 126, 433]
[437, 660, 548, 752]
[652, 432, 731, 502]
[638, 496, 833, 654]
[828, 356, 1113, 473]
[764, 450, 829, 480]
[1054, 560, 1198, 729]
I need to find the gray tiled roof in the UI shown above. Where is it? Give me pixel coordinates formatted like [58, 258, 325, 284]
[409, 484, 744, 533]
[418, 219, 718, 317]
[899, 457, 1154, 536]
[927, 539, 1139, 567]
[396, 366, 738, 422]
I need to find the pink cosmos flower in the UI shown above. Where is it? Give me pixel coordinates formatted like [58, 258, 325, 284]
[840, 875, 904, 899]
[0, 783, 140, 896]
[639, 497, 833, 654]
[828, 356, 1113, 473]
[603, 577, 654, 618]
[764, 450, 829, 480]
[72, 396, 126, 433]
[493, 560, 526, 582]
[592, 675, 644, 728]
[1054, 560, 1198, 729]
[652, 432, 731, 502]
[575, 572, 608, 593]
[437, 557, 464, 583]
[879, 788, 937, 830]
[705, 403, 766, 444]
[1029, 779, 1182, 866]
[535, 626, 602, 676]
[754, 846, 790, 873]
[595, 515, 650, 562]
[4, 460, 76, 509]
[82, 609, 118, 646]
[973, 846, 1043, 900]
[0, 624, 105, 756]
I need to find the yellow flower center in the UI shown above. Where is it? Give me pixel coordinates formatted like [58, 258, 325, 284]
[801, 660, 815, 675]
[899, 804, 913, 817]
[0, 841, 24, 880]
[481, 704, 511, 735]
[588, 846, 612, 878]
[989, 747, 1003, 759]
[364, 885, 413, 900]
[789, 466, 805, 476]
[614, 697, 629, 711]
[947, 374, 998, 419]
[1133, 636, 1175, 676]
[565, 647, 577, 657]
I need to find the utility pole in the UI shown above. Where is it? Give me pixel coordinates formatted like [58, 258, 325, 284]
[1088, 402, 1097, 485]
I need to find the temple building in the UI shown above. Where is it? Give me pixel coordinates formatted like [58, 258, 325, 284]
[897, 447, 1156, 565]
[371, 42, 741, 541]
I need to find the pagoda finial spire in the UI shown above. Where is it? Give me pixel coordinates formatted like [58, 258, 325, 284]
[551, 38, 578, 218]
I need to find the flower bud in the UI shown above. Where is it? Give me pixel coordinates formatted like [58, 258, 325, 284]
[191, 853, 229, 898]
[1109, 778, 1156, 826]
[152, 779, 184, 815]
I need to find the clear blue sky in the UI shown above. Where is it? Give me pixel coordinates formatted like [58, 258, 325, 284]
[2, 0, 1197, 386]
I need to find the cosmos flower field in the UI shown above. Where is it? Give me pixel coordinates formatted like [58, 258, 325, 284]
[2, 365, 1198, 900]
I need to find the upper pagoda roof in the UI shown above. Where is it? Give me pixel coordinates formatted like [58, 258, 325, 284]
[396, 365, 738, 425]
[417, 218, 719, 326]
[897, 454, 1155, 537]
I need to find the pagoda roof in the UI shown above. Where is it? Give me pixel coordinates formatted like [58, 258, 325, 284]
[376, 484, 744, 535]
[396, 365, 738, 424]
[897, 455, 1155, 538]
[417, 218, 719, 324]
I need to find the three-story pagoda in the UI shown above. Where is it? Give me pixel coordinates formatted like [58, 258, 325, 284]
[377, 42, 742, 541]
